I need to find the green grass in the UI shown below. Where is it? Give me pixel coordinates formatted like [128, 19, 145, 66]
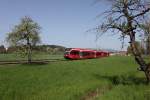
[0, 56, 149, 100]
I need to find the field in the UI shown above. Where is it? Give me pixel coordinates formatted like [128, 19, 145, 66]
[0, 55, 149, 100]
[0, 53, 64, 61]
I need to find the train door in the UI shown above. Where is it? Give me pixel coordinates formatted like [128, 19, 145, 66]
[96, 52, 102, 58]
[82, 51, 91, 59]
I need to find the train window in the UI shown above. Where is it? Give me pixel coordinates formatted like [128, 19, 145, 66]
[82, 52, 90, 56]
[79, 52, 83, 56]
[70, 50, 79, 55]
[96, 52, 101, 56]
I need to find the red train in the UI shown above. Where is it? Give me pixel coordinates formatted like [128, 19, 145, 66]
[64, 48, 109, 59]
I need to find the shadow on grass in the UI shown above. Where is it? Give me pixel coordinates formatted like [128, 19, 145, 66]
[94, 74, 147, 85]
[22, 61, 49, 66]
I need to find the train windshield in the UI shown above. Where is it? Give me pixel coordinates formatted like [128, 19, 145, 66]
[70, 50, 79, 55]
[65, 51, 70, 55]
[65, 48, 72, 51]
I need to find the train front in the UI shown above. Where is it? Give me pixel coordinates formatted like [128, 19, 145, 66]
[64, 51, 70, 59]
[64, 48, 72, 59]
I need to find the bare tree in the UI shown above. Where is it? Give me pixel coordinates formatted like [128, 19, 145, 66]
[96, 0, 150, 83]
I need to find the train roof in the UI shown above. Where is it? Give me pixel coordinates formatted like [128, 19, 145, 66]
[65, 48, 109, 53]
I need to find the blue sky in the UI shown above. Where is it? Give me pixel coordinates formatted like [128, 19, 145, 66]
[0, 0, 128, 50]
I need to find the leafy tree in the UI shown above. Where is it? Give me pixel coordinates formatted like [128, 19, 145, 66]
[96, 0, 150, 83]
[6, 16, 41, 63]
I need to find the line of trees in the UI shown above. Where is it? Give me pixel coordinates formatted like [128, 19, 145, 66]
[141, 21, 150, 55]
[127, 41, 144, 55]
[0, 45, 65, 54]
[127, 41, 148, 55]
[0, 45, 6, 53]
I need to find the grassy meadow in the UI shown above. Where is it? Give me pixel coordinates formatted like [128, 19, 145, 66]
[0, 55, 149, 100]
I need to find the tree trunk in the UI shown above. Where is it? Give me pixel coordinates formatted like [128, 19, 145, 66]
[27, 37, 32, 63]
[129, 32, 150, 83]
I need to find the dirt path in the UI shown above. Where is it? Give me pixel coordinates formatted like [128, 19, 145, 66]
[81, 85, 113, 100]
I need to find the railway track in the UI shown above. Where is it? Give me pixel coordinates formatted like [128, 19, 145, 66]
[0, 59, 68, 65]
